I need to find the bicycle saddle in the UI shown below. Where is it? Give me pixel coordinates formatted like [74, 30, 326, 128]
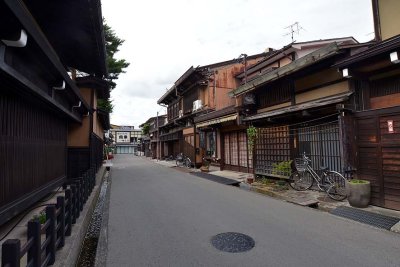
[320, 166, 329, 172]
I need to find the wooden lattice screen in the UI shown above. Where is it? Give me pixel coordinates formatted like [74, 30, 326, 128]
[255, 126, 290, 177]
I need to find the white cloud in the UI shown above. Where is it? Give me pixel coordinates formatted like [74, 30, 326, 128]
[102, 0, 374, 128]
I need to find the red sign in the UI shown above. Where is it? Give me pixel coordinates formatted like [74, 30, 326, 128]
[388, 120, 394, 133]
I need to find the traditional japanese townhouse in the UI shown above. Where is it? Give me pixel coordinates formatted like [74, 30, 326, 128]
[157, 68, 207, 164]
[0, 0, 108, 225]
[193, 53, 272, 172]
[159, 53, 268, 167]
[68, 75, 110, 179]
[331, 0, 400, 210]
[229, 38, 361, 176]
[230, 38, 369, 179]
[140, 115, 167, 159]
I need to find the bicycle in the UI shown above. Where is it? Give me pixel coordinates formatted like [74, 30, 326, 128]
[288, 152, 348, 201]
[176, 153, 192, 168]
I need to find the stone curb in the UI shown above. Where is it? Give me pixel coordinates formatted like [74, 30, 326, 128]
[94, 169, 112, 267]
[54, 166, 107, 267]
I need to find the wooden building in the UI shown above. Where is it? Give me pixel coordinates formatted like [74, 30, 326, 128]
[193, 54, 271, 172]
[230, 38, 361, 177]
[232, 38, 365, 177]
[140, 115, 167, 159]
[158, 53, 268, 167]
[0, 0, 108, 225]
[67, 76, 110, 179]
[331, 0, 400, 210]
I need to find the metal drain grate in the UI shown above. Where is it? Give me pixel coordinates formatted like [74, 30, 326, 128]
[211, 232, 255, 253]
[330, 206, 400, 230]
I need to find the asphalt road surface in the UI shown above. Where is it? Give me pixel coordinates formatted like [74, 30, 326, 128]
[105, 155, 400, 267]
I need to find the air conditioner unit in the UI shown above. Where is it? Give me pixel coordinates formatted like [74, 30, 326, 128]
[179, 110, 183, 118]
[193, 100, 203, 111]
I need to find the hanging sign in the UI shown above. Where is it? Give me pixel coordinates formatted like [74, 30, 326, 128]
[388, 120, 394, 133]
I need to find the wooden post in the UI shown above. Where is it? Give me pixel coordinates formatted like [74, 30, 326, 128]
[27, 220, 41, 267]
[70, 184, 77, 224]
[46, 205, 56, 265]
[65, 189, 72, 236]
[56, 196, 65, 248]
[2, 239, 21, 267]
[81, 176, 87, 204]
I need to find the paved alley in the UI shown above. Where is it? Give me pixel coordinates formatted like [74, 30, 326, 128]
[104, 155, 400, 267]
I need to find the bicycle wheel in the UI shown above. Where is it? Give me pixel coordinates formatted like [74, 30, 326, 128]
[185, 157, 192, 168]
[176, 158, 183, 167]
[289, 171, 313, 191]
[326, 171, 347, 201]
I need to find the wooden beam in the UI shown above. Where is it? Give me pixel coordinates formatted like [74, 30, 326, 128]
[4, 0, 90, 111]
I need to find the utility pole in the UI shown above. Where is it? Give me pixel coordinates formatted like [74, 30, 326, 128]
[156, 111, 159, 160]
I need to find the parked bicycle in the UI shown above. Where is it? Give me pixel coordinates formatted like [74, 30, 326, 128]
[176, 153, 192, 168]
[289, 152, 348, 201]
[165, 155, 174, 161]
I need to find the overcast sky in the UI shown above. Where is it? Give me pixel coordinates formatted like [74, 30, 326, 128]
[101, 0, 374, 128]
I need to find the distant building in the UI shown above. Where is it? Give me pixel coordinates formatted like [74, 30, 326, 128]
[140, 115, 167, 158]
[109, 124, 143, 154]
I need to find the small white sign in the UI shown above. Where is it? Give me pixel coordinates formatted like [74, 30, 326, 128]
[388, 120, 394, 133]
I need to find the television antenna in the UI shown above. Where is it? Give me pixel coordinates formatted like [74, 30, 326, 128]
[284, 22, 304, 42]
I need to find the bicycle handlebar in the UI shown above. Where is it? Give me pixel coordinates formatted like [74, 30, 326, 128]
[302, 152, 311, 162]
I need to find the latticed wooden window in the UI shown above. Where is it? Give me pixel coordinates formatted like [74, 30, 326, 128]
[224, 134, 230, 165]
[296, 122, 342, 173]
[255, 126, 290, 177]
[238, 132, 248, 168]
[256, 80, 291, 109]
[230, 133, 238, 166]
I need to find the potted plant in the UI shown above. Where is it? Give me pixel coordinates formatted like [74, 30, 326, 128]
[200, 157, 210, 172]
[246, 175, 255, 184]
[346, 179, 371, 208]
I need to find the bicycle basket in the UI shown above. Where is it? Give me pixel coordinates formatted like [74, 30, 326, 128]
[294, 158, 308, 172]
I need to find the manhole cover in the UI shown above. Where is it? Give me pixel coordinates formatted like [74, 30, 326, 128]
[211, 232, 255, 253]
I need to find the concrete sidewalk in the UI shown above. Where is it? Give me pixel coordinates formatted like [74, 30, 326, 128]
[151, 158, 400, 233]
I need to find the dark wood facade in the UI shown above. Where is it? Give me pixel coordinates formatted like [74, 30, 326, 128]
[0, 0, 108, 225]
[0, 91, 67, 224]
[334, 34, 400, 210]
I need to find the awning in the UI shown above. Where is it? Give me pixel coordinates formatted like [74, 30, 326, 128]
[196, 114, 237, 128]
[243, 92, 352, 122]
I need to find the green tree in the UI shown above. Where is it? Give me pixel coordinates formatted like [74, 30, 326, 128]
[104, 23, 130, 90]
[97, 99, 114, 113]
[141, 123, 150, 135]
[98, 22, 130, 113]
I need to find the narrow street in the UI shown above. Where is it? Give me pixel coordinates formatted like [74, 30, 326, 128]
[104, 155, 400, 267]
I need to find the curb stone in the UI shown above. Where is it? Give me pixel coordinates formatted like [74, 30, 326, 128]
[54, 167, 107, 267]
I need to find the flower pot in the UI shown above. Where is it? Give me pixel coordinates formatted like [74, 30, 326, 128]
[346, 180, 371, 208]
[200, 166, 209, 172]
[246, 177, 254, 184]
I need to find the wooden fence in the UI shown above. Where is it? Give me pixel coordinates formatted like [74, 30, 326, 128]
[1, 167, 98, 267]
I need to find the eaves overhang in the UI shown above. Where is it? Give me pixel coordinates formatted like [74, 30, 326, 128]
[157, 85, 177, 105]
[97, 108, 110, 130]
[230, 43, 341, 97]
[333, 35, 400, 69]
[76, 76, 110, 99]
[243, 92, 352, 122]
[22, 0, 107, 77]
